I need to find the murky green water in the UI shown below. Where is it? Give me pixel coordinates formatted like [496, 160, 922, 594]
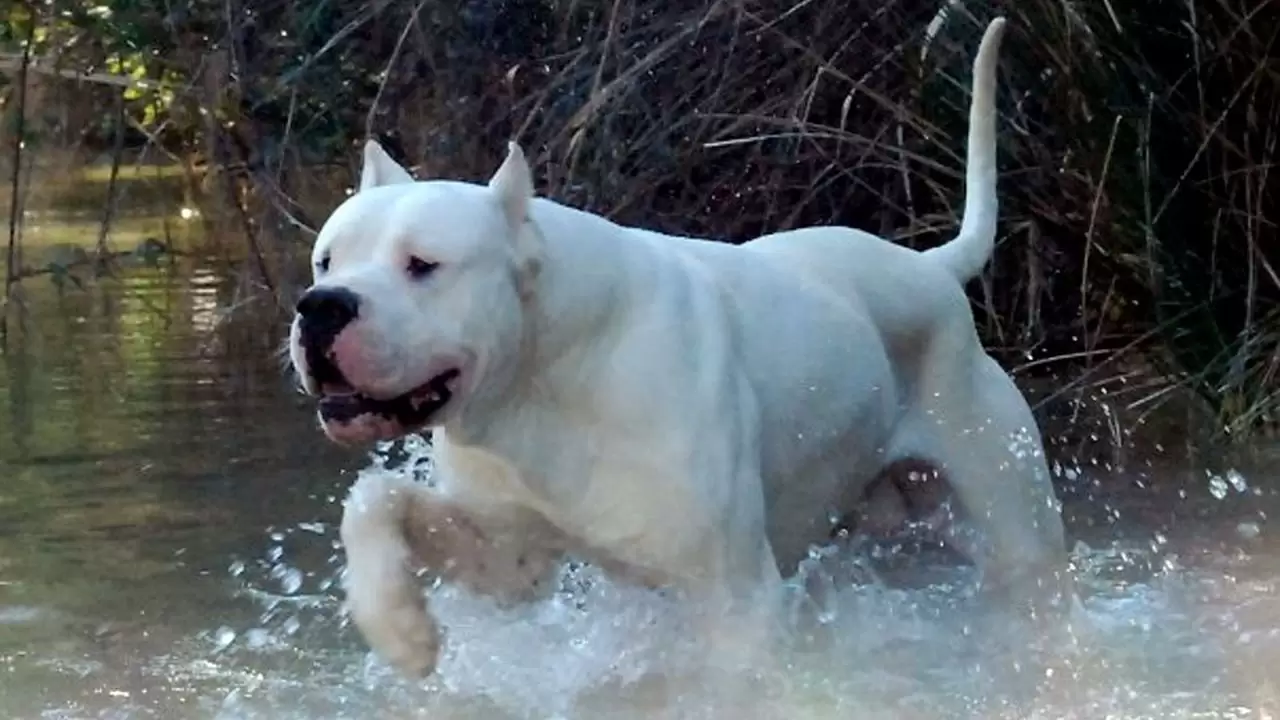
[2, 185, 1279, 718]
[0, 257, 369, 717]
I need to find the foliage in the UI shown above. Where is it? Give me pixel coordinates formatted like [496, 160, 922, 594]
[2, 0, 1278, 438]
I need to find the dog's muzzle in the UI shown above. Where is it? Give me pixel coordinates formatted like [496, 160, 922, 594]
[296, 285, 360, 387]
[293, 284, 462, 444]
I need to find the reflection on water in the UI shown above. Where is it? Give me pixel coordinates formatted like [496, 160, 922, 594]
[1, 259, 1279, 719]
[0, 259, 360, 717]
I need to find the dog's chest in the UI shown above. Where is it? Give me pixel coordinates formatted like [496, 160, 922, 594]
[438, 434, 718, 583]
[565, 459, 716, 575]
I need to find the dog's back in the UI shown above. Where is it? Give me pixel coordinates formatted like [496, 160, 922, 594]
[712, 17, 1005, 338]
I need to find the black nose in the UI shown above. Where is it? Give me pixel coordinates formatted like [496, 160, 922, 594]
[296, 286, 360, 346]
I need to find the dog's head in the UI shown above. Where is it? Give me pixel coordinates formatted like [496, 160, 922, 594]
[288, 140, 541, 446]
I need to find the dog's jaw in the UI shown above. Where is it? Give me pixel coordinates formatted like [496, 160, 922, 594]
[320, 409, 406, 446]
[288, 296, 482, 445]
[316, 367, 465, 446]
[289, 324, 473, 446]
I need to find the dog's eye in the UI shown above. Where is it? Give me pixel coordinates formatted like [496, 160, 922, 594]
[407, 256, 439, 280]
[316, 254, 331, 273]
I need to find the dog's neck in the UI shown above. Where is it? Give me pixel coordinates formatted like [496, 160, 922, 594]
[441, 196, 665, 455]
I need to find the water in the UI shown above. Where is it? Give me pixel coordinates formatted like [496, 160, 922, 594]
[2, 252, 1280, 718]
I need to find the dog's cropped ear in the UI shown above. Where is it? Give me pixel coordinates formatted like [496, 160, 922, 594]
[359, 140, 415, 192]
[487, 141, 533, 227]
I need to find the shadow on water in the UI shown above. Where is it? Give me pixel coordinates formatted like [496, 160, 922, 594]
[1, 190, 1279, 718]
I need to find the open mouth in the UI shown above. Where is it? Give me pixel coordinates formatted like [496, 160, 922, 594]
[316, 368, 461, 430]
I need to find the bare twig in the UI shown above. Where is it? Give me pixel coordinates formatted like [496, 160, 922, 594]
[3, 7, 38, 339]
[365, 0, 427, 139]
[94, 92, 128, 261]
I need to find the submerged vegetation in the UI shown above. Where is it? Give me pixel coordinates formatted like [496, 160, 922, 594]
[0, 0, 1276, 443]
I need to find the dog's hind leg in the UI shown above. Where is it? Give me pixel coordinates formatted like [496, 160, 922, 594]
[893, 352, 1070, 617]
[339, 471, 564, 677]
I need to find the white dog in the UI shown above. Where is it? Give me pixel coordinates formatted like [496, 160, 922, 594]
[288, 17, 1068, 678]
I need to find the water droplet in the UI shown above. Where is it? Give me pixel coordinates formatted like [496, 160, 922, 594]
[244, 628, 273, 650]
[279, 567, 303, 595]
[212, 626, 237, 652]
[1208, 476, 1229, 500]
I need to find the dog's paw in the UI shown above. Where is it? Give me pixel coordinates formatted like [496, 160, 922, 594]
[340, 473, 443, 677]
[348, 582, 442, 678]
[341, 542, 443, 678]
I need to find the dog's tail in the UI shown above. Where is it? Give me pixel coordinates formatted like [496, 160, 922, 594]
[923, 17, 1007, 284]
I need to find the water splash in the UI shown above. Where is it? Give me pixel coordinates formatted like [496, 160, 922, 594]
[24, 440, 1280, 719]
[206, 448, 1280, 718]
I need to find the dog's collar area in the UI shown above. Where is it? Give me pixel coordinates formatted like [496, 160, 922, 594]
[318, 368, 461, 428]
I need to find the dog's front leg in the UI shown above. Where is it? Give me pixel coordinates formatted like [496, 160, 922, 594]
[339, 472, 563, 677]
[684, 464, 787, 677]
